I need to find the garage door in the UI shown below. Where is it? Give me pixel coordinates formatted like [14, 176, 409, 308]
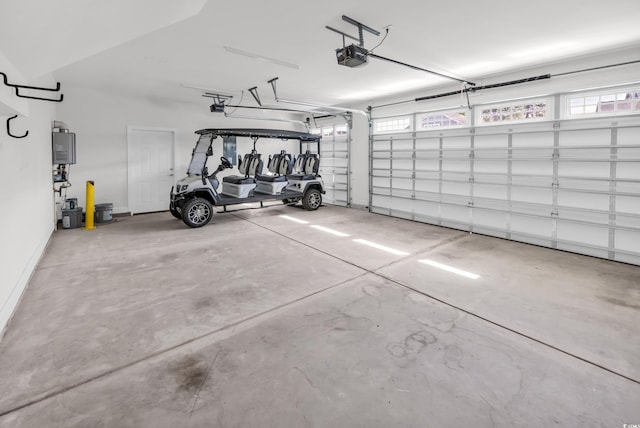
[370, 89, 640, 265]
[316, 122, 351, 207]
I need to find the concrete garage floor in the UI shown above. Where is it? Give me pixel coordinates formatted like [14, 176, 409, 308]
[0, 204, 639, 427]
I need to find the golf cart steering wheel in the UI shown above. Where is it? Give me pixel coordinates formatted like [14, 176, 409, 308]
[220, 157, 232, 169]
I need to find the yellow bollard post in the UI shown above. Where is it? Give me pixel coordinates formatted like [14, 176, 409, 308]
[84, 180, 96, 230]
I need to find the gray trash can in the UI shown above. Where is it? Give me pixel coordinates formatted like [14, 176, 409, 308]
[62, 207, 83, 229]
[95, 203, 113, 223]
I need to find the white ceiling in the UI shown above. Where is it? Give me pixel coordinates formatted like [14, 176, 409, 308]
[0, 0, 207, 79]
[3, 0, 640, 108]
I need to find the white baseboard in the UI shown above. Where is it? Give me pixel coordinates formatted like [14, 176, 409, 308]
[348, 203, 369, 211]
[0, 228, 53, 340]
[113, 206, 129, 215]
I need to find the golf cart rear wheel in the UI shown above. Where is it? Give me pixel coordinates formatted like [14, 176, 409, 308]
[302, 189, 322, 211]
[182, 197, 213, 228]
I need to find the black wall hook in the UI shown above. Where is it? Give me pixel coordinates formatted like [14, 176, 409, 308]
[14, 88, 64, 102]
[1, 71, 64, 102]
[0, 72, 61, 92]
[6, 115, 29, 139]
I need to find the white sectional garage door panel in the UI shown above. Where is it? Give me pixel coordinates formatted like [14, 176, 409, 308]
[370, 108, 640, 265]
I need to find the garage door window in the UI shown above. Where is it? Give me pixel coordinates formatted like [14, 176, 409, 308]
[478, 99, 549, 125]
[373, 116, 412, 134]
[566, 87, 640, 117]
[417, 110, 468, 129]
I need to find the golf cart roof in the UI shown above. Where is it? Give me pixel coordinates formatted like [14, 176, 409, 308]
[196, 128, 321, 142]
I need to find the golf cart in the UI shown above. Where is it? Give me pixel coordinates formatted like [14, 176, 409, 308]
[170, 128, 325, 228]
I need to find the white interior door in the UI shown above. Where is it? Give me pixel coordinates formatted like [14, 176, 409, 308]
[128, 127, 175, 214]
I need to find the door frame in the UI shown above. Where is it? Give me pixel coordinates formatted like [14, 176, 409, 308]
[126, 126, 179, 215]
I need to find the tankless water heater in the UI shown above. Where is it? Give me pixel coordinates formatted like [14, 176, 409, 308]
[52, 132, 76, 164]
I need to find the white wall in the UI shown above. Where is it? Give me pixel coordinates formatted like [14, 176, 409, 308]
[0, 69, 58, 334]
[0, 51, 28, 117]
[349, 113, 372, 209]
[55, 85, 305, 213]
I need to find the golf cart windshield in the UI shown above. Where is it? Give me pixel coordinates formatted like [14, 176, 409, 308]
[187, 133, 214, 175]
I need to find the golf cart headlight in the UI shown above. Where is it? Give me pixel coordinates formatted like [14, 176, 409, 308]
[180, 184, 189, 192]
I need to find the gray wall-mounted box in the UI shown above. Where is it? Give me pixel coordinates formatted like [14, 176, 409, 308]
[52, 132, 76, 164]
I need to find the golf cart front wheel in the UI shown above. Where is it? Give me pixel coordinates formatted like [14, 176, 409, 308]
[302, 189, 322, 211]
[182, 197, 213, 228]
[169, 204, 182, 219]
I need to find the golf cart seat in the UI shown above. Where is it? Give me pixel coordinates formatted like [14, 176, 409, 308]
[223, 176, 255, 185]
[221, 152, 263, 198]
[256, 151, 293, 183]
[286, 151, 319, 181]
[223, 153, 263, 185]
[255, 151, 293, 194]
